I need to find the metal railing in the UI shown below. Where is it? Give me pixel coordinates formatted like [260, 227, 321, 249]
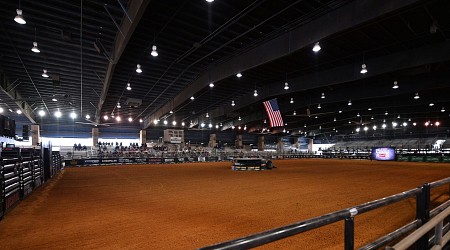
[200, 178, 450, 250]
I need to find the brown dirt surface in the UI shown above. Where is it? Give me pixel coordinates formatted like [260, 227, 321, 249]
[1, 159, 450, 249]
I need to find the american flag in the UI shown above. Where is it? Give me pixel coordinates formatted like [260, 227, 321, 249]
[263, 99, 284, 127]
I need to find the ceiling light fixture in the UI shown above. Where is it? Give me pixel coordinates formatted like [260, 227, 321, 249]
[348, 100, 352, 106]
[441, 107, 445, 112]
[206, 113, 209, 118]
[209, 82, 214, 88]
[414, 93, 419, 99]
[116, 116, 121, 122]
[126, 83, 132, 91]
[172, 120, 177, 126]
[290, 98, 294, 104]
[321, 92, 325, 99]
[231, 100, 235, 106]
[429, 103, 434, 107]
[209, 123, 213, 128]
[52, 98, 57, 102]
[317, 104, 321, 109]
[236, 73, 242, 78]
[163, 120, 168, 125]
[70, 112, 77, 119]
[139, 119, 143, 123]
[312, 42, 321, 52]
[85, 114, 90, 119]
[31, 42, 40, 53]
[151, 45, 158, 57]
[117, 102, 121, 108]
[206, 0, 214, 2]
[392, 81, 399, 89]
[128, 117, 133, 122]
[238, 116, 241, 121]
[169, 110, 173, 114]
[14, 9, 26, 24]
[190, 96, 194, 100]
[253, 90, 258, 97]
[103, 115, 108, 120]
[42, 69, 49, 78]
[293, 111, 296, 115]
[201, 122, 205, 128]
[16, 109, 22, 115]
[38, 110, 45, 117]
[284, 82, 289, 90]
[136, 64, 142, 73]
[181, 122, 185, 126]
[360, 64, 367, 74]
[0, 108, 3, 113]
[385, 111, 388, 115]
[55, 111, 62, 118]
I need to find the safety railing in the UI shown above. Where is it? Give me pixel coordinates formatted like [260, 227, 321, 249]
[200, 177, 450, 250]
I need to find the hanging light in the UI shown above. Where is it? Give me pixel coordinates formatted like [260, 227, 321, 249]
[290, 98, 294, 104]
[264, 119, 267, 124]
[136, 64, 142, 73]
[429, 103, 434, 107]
[172, 120, 177, 126]
[373, 125, 377, 130]
[209, 82, 214, 88]
[117, 102, 121, 108]
[357, 113, 360, 117]
[139, 118, 143, 123]
[52, 97, 57, 102]
[385, 111, 388, 115]
[169, 110, 173, 114]
[321, 92, 325, 99]
[38, 110, 45, 117]
[284, 82, 289, 90]
[181, 122, 185, 126]
[0, 108, 3, 113]
[31, 42, 40, 53]
[190, 96, 195, 100]
[151, 45, 158, 57]
[116, 116, 121, 122]
[293, 111, 297, 115]
[392, 81, 399, 89]
[206, 0, 214, 2]
[163, 120, 168, 125]
[339, 110, 342, 113]
[215, 124, 219, 129]
[208, 123, 213, 128]
[68, 112, 76, 119]
[253, 89, 258, 96]
[206, 113, 209, 118]
[436, 121, 440, 126]
[333, 117, 336, 121]
[128, 117, 133, 122]
[382, 123, 387, 129]
[236, 73, 242, 78]
[371, 116, 374, 120]
[317, 104, 321, 109]
[360, 64, 367, 74]
[312, 42, 321, 52]
[402, 122, 407, 127]
[126, 83, 132, 91]
[368, 107, 372, 111]
[153, 119, 159, 124]
[414, 93, 419, 99]
[348, 100, 352, 106]
[441, 107, 445, 112]
[238, 116, 241, 121]
[42, 69, 49, 78]
[55, 111, 62, 118]
[103, 115, 109, 120]
[14, 9, 26, 24]
[231, 100, 235, 106]
[201, 122, 205, 127]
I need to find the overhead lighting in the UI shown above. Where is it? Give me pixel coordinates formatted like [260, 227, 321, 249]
[201, 122, 205, 128]
[436, 121, 440, 126]
[321, 92, 325, 99]
[392, 81, 399, 89]
[348, 120, 351, 124]
[348, 100, 352, 106]
[85, 114, 90, 119]
[126, 83, 132, 91]
[317, 104, 321, 109]
[425, 121, 430, 126]
[339, 110, 342, 113]
[128, 117, 133, 122]
[357, 113, 360, 117]
[169, 110, 173, 114]
[264, 119, 267, 124]
[373, 125, 377, 130]
[52, 98, 57, 102]
[333, 117, 336, 121]
[163, 120, 168, 125]
[441, 107, 446, 112]
[382, 123, 387, 129]
[371, 116, 374, 120]
[190, 96, 195, 100]
[356, 127, 360, 132]
[429, 103, 434, 107]
[284, 82, 289, 90]
[414, 93, 419, 99]
[293, 111, 297, 115]
[70, 112, 77, 119]
[368, 107, 372, 111]
[413, 122, 417, 126]
[14, 9, 26, 24]
[364, 126, 369, 131]
[360, 64, 367, 74]
[0, 107, 3, 113]
[116, 116, 121, 122]
[253, 90, 258, 97]
[136, 64, 142, 73]
[385, 111, 388, 115]
[103, 115, 108, 120]
[402, 122, 407, 127]
[117, 102, 121, 108]
[209, 83, 214, 88]
[408, 118, 411, 122]
[209, 123, 213, 128]
[236, 73, 242, 78]
[397, 115, 401, 118]
[151, 45, 158, 57]
[16, 109, 22, 114]
[172, 120, 177, 126]
[231, 100, 235, 106]
[31, 42, 40, 53]
[153, 119, 158, 125]
[238, 126, 241, 130]
[55, 111, 62, 118]
[290, 98, 294, 104]
[215, 124, 219, 129]
[42, 69, 49, 78]
[206, 113, 209, 118]
[392, 122, 398, 127]
[312, 42, 321, 52]
[238, 116, 241, 121]
[139, 118, 143, 123]
[206, 0, 214, 2]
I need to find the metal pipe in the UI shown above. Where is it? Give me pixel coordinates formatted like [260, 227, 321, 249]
[117, 0, 133, 23]
[359, 220, 421, 250]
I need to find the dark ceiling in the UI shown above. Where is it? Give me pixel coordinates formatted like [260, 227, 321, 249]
[0, 0, 450, 138]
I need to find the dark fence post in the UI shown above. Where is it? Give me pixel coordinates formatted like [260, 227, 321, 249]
[415, 183, 430, 250]
[344, 217, 354, 250]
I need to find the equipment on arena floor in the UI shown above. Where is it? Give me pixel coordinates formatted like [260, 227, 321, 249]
[232, 158, 269, 171]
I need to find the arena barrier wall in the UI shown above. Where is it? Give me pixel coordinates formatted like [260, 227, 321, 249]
[200, 178, 450, 250]
[64, 156, 226, 167]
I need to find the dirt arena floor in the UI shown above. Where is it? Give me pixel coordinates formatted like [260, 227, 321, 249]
[2, 159, 450, 249]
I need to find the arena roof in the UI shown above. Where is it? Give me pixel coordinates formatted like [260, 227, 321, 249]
[0, 0, 449, 138]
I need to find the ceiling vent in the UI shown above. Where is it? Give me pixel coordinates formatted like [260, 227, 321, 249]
[126, 98, 142, 107]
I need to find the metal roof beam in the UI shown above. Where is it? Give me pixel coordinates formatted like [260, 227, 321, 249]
[0, 72, 36, 123]
[96, 0, 149, 123]
[145, 0, 423, 128]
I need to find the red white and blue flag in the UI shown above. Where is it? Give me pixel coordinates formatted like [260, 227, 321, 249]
[263, 98, 284, 127]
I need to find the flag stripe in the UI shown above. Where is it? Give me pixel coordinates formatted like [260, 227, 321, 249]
[263, 99, 284, 127]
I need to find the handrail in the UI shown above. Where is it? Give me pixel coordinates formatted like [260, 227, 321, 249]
[200, 188, 422, 250]
[429, 177, 450, 189]
[387, 205, 450, 250]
